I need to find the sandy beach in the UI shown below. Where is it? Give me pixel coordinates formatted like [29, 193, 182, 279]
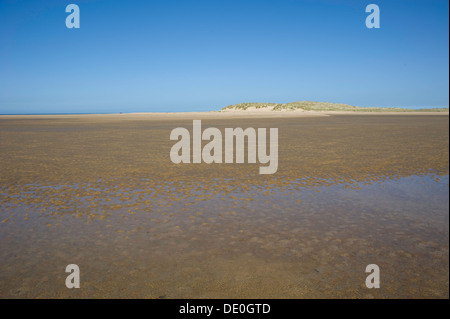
[1, 109, 447, 120]
[0, 111, 448, 298]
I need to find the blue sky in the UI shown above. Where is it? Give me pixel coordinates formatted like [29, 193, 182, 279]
[0, 0, 448, 114]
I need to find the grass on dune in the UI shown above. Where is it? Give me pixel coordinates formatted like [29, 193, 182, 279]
[221, 101, 449, 112]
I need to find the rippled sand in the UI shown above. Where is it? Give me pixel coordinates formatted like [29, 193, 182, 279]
[0, 113, 448, 298]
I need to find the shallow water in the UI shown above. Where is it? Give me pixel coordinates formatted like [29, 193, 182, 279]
[0, 114, 448, 298]
[0, 173, 448, 298]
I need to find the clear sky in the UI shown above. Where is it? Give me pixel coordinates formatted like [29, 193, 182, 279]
[0, 0, 448, 114]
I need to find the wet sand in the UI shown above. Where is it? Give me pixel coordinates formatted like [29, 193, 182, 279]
[0, 112, 448, 298]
